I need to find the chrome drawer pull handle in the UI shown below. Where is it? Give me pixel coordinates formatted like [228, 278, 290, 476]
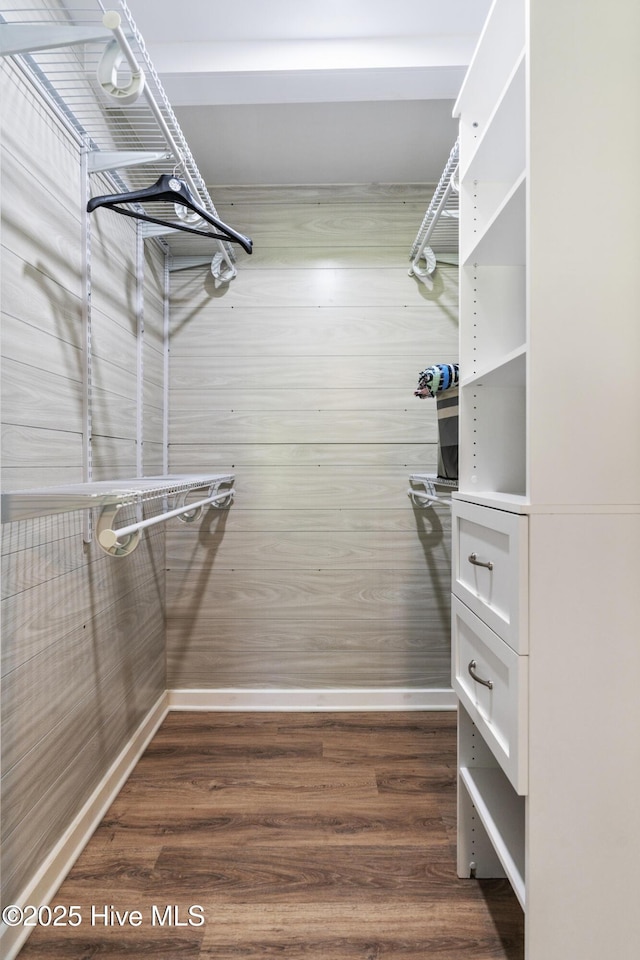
[468, 659, 493, 690]
[468, 552, 493, 571]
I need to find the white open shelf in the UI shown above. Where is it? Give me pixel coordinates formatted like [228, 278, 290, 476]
[462, 171, 526, 266]
[460, 765, 526, 910]
[460, 264, 526, 375]
[454, 0, 526, 170]
[464, 50, 526, 184]
[462, 345, 526, 390]
[460, 378, 527, 498]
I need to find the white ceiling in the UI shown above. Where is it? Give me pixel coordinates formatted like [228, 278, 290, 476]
[124, 0, 491, 186]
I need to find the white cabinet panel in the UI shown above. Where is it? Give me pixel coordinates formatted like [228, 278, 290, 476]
[452, 596, 528, 794]
[452, 499, 528, 653]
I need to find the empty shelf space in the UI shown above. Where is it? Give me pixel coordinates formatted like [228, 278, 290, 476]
[462, 172, 526, 267]
[460, 765, 526, 909]
[464, 50, 526, 184]
[454, 0, 525, 138]
[462, 345, 526, 389]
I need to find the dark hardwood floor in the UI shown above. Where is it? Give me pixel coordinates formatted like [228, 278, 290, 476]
[18, 711, 524, 959]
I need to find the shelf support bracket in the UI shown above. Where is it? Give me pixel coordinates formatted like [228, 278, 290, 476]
[87, 150, 172, 174]
[0, 23, 113, 57]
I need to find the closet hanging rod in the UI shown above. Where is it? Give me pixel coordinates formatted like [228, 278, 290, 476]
[96, 488, 235, 556]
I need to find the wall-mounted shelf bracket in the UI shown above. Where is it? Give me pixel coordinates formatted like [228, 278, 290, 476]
[139, 222, 182, 239]
[0, 22, 113, 56]
[168, 252, 238, 281]
[169, 254, 213, 271]
[87, 150, 172, 173]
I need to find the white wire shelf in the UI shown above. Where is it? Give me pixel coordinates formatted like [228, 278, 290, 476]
[409, 138, 459, 286]
[1, 474, 235, 555]
[0, 1, 240, 267]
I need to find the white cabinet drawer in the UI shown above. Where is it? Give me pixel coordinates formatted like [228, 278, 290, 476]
[452, 499, 528, 653]
[452, 596, 528, 794]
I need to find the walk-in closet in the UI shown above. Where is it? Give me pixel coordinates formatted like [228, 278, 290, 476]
[1, 2, 639, 959]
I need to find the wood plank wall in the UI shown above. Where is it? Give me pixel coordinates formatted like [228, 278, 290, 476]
[0, 60, 166, 908]
[166, 184, 459, 693]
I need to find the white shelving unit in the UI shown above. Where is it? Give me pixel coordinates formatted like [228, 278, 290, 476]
[452, 2, 640, 958]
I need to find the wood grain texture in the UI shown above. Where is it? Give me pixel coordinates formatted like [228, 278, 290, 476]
[169, 304, 459, 357]
[169, 354, 439, 392]
[0, 58, 168, 913]
[209, 183, 434, 205]
[1, 522, 164, 673]
[166, 184, 456, 690]
[143, 442, 166, 477]
[90, 436, 138, 478]
[1, 292, 83, 370]
[1, 510, 83, 562]
[170, 409, 435, 445]
[16, 712, 523, 960]
[2, 657, 165, 907]
[167, 441, 437, 468]
[1, 356, 84, 433]
[143, 345, 165, 389]
[167, 528, 450, 570]
[173, 387, 431, 412]
[92, 352, 138, 398]
[1, 423, 82, 474]
[1, 593, 164, 772]
[214, 202, 432, 249]
[173, 266, 452, 309]
[2, 515, 98, 599]
[1, 624, 164, 849]
[1, 146, 82, 292]
[167, 505, 441, 534]
[0, 60, 81, 206]
[183, 465, 438, 511]
[165, 568, 449, 622]
[166, 620, 450, 689]
[90, 307, 139, 372]
[210, 245, 421, 270]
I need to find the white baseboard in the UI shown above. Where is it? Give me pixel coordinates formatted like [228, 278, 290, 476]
[168, 687, 456, 711]
[1, 692, 169, 960]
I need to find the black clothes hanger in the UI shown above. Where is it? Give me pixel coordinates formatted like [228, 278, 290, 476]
[87, 174, 253, 254]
